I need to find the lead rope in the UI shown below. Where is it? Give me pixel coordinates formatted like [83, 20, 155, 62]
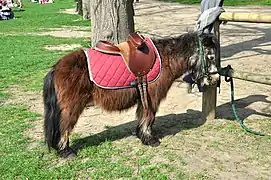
[199, 37, 265, 136]
[219, 66, 265, 136]
[225, 76, 265, 136]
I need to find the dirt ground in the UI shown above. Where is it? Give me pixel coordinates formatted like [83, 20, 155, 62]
[10, 0, 271, 179]
[26, 0, 271, 135]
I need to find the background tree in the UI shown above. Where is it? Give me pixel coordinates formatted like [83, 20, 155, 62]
[77, 0, 83, 16]
[90, 0, 135, 46]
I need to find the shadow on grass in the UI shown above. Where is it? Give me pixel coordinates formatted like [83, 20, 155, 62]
[72, 94, 271, 151]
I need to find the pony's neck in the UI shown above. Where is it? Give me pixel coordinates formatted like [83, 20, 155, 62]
[151, 53, 182, 97]
[153, 32, 198, 79]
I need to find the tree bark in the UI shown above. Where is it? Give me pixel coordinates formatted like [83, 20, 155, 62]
[90, 0, 135, 46]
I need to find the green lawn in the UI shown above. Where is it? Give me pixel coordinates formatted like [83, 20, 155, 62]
[160, 0, 271, 6]
[0, 0, 270, 179]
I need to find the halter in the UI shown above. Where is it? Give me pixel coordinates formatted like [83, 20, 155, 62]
[183, 35, 215, 92]
[197, 36, 218, 81]
[198, 36, 206, 75]
[189, 36, 209, 85]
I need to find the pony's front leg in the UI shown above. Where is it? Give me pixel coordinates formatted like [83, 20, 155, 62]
[136, 103, 160, 147]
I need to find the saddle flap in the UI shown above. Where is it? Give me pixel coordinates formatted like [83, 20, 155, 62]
[129, 41, 156, 76]
[116, 42, 131, 65]
[117, 40, 156, 77]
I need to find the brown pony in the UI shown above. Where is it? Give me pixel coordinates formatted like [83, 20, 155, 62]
[43, 32, 220, 158]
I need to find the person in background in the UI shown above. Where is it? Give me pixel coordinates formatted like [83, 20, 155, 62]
[0, 0, 7, 8]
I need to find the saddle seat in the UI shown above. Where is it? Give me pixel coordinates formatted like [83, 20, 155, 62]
[94, 33, 156, 77]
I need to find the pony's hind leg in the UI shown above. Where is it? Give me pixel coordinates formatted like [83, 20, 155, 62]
[56, 81, 92, 157]
[57, 106, 84, 157]
[136, 102, 160, 147]
[43, 69, 91, 158]
[43, 49, 92, 158]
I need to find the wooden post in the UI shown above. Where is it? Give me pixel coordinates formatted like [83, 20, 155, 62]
[220, 69, 271, 86]
[219, 12, 271, 23]
[202, 20, 221, 121]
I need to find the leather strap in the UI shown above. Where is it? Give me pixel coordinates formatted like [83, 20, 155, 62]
[137, 76, 148, 109]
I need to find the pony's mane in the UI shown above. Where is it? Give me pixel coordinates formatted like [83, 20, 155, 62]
[152, 32, 198, 60]
[151, 32, 218, 83]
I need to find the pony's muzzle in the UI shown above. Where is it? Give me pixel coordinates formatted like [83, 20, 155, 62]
[209, 64, 220, 85]
[201, 65, 219, 86]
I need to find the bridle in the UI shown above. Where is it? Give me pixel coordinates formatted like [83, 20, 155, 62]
[193, 36, 217, 83]
[183, 35, 218, 92]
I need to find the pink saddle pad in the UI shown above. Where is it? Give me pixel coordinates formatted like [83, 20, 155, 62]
[84, 37, 162, 89]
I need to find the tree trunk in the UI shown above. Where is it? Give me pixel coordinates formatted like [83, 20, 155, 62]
[90, 0, 135, 46]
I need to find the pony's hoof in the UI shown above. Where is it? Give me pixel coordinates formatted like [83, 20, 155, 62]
[148, 138, 161, 147]
[58, 147, 77, 158]
[142, 136, 161, 147]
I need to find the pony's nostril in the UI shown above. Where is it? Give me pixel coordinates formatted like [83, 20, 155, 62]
[207, 55, 214, 60]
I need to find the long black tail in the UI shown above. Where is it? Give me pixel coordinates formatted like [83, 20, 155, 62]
[43, 69, 61, 150]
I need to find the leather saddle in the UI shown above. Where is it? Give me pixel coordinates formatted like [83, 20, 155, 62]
[94, 32, 156, 77]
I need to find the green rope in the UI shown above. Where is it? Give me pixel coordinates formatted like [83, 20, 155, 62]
[198, 37, 206, 74]
[199, 39, 264, 136]
[227, 76, 265, 136]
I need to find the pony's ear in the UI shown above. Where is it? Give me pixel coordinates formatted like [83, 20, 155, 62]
[202, 34, 218, 47]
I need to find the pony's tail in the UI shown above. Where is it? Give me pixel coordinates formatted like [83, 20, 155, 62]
[43, 69, 61, 151]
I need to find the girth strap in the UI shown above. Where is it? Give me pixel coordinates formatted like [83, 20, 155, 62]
[137, 76, 148, 109]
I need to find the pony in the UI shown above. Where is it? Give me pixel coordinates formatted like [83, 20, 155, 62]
[43, 32, 220, 158]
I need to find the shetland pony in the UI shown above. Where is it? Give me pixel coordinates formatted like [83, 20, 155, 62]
[43, 32, 219, 158]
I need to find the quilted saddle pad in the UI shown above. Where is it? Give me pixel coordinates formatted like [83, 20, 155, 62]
[83, 37, 162, 89]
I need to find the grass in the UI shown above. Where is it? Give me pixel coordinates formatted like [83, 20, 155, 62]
[0, 105, 187, 179]
[1, 0, 90, 33]
[159, 0, 271, 6]
[0, 0, 184, 179]
[0, 35, 90, 91]
[0, 0, 90, 92]
[0, 0, 270, 179]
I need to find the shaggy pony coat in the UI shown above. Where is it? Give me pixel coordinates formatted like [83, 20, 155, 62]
[43, 32, 219, 157]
